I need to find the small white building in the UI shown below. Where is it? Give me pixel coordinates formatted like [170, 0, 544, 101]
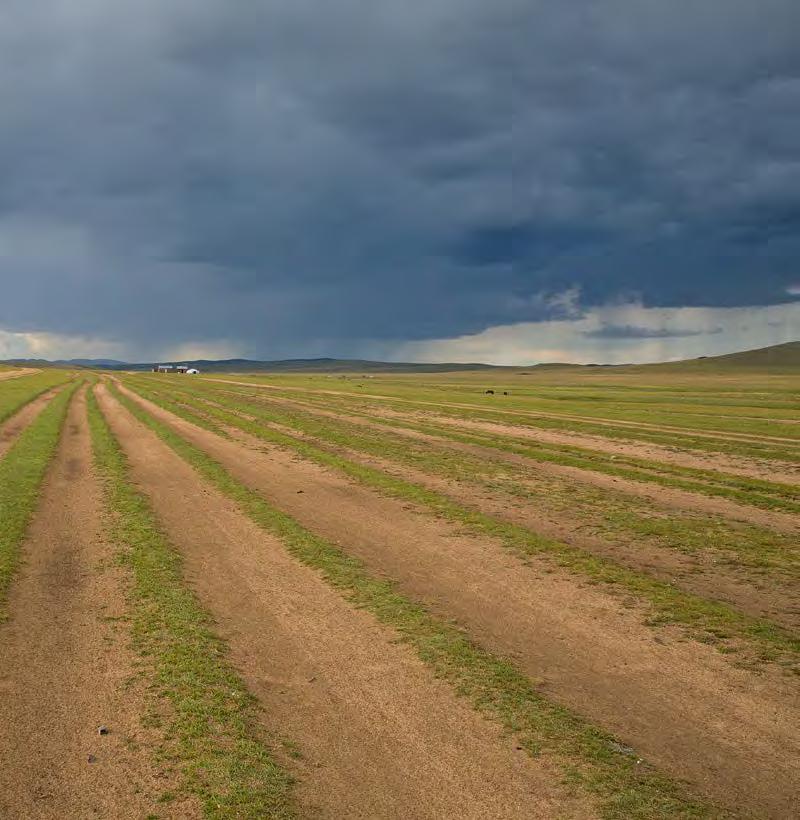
[186, 368, 200, 375]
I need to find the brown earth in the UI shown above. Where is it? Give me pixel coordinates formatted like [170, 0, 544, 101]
[117, 380, 800, 818]
[0, 388, 193, 819]
[0, 368, 40, 381]
[0, 387, 64, 461]
[277, 397, 800, 535]
[95, 383, 594, 820]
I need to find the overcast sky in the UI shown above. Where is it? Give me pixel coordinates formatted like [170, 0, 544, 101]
[0, 0, 799, 364]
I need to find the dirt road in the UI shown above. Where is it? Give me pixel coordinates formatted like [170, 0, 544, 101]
[0, 388, 191, 819]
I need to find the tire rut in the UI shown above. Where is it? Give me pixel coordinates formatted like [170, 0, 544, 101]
[0, 387, 191, 819]
[0, 387, 64, 461]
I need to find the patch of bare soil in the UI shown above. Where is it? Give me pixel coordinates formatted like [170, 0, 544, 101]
[0, 388, 195, 820]
[0, 388, 63, 461]
[118, 382, 800, 818]
[236, 389, 800, 485]
[96, 384, 593, 820]
[0, 367, 39, 381]
[286, 397, 800, 534]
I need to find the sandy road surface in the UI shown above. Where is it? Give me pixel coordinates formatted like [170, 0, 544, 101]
[98, 383, 592, 819]
[0, 368, 39, 381]
[118, 382, 800, 818]
[0, 389, 189, 819]
[355, 403, 800, 484]
[0, 388, 64, 461]
[161, 389, 797, 626]
[229, 418, 798, 628]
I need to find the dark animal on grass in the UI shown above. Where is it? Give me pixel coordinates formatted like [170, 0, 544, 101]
[485, 389, 494, 394]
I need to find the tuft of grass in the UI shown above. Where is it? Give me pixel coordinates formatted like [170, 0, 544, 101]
[0, 382, 77, 618]
[121, 380, 800, 672]
[109, 382, 724, 819]
[87, 388, 296, 819]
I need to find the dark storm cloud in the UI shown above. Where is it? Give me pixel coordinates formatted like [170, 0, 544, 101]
[0, 0, 798, 358]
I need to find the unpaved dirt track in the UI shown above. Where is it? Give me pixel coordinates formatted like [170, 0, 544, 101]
[0, 387, 63, 460]
[97, 383, 595, 819]
[0, 368, 39, 381]
[118, 382, 800, 818]
[301, 405, 800, 535]
[0, 388, 193, 820]
[420, 411, 800, 484]
[186, 393, 800, 626]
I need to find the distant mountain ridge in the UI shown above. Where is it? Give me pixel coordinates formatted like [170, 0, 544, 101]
[2, 341, 798, 372]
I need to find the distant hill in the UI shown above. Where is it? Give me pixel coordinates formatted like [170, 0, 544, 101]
[634, 341, 800, 373]
[695, 341, 800, 367]
[1, 342, 797, 373]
